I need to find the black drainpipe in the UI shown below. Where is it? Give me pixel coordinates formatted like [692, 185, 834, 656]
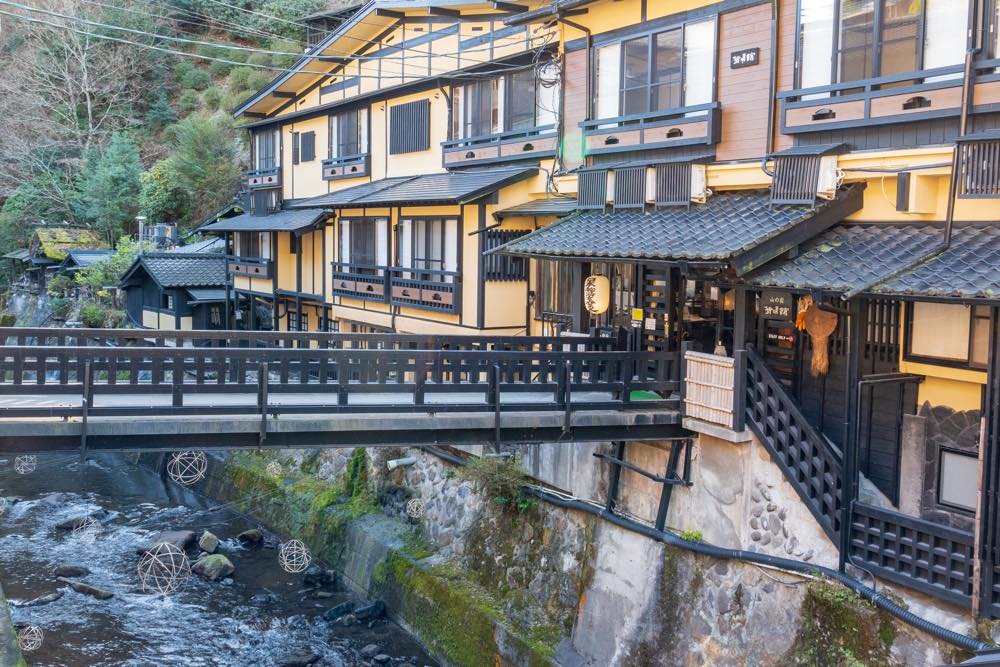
[419, 445, 989, 654]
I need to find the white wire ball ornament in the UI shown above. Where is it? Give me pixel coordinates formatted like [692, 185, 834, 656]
[72, 515, 100, 543]
[405, 497, 425, 519]
[278, 539, 311, 574]
[16, 624, 43, 652]
[265, 461, 283, 477]
[14, 455, 37, 475]
[137, 542, 192, 595]
[166, 451, 207, 486]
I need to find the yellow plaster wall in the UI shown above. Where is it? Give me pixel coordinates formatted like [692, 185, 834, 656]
[276, 233, 296, 292]
[369, 90, 449, 180]
[180, 316, 193, 331]
[142, 309, 172, 330]
[283, 115, 330, 201]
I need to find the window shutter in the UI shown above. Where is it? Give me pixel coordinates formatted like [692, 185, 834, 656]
[340, 220, 351, 264]
[375, 218, 388, 266]
[655, 163, 693, 207]
[301, 131, 316, 162]
[613, 166, 646, 209]
[291, 131, 300, 165]
[398, 219, 412, 270]
[578, 170, 609, 209]
[389, 99, 431, 154]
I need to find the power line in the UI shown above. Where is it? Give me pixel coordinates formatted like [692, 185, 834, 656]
[0, 8, 550, 82]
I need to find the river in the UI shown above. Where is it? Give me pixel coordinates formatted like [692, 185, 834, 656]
[0, 453, 436, 667]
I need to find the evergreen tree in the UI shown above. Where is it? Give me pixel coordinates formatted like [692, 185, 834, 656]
[77, 133, 143, 245]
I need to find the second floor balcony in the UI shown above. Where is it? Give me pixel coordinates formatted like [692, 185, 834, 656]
[244, 166, 281, 190]
[331, 262, 461, 314]
[322, 153, 370, 181]
[580, 103, 722, 157]
[442, 125, 558, 168]
[228, 256, 273, 280]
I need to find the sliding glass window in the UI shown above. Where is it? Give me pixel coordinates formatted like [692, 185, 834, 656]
[592, 18, 716, 119]
[452, 70, 561, 139]
[339, 218, 387, 275]
[397, 219, 458, 283]
[797, 0, 968, 91]
[328, 109, 368, 158]
[253, 129, 279, 171]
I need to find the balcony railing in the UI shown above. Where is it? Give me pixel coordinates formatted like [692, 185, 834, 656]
[389, 267, 461, 314]
[322, 153, 370, 181]
[777, 62, 1000, 134]
[330, 263, 462, 314]
[228, 256, 273, 279]
[580, 103, 721, 156]
[442, 125, 557, 168]
[331, 262, 389, 302]
[244, 166, 281, 190]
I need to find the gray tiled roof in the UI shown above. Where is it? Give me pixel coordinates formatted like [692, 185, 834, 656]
[170, 238, 225, 254]
[291, 168, 537, 209]
[494, 197, 578, 219]
[492, 185, 864, 271]
[873, 224, 1000, 300]
[185, 288, 228, 303]
[199, 208, 326, 233]
[747, 222, 1000, 302]
[63, 249, 113, 268]
[129, 253, 227, 288]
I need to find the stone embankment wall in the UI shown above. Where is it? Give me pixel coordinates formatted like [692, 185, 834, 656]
[0, 583, 26, 667]
[171, 434, 978, 667]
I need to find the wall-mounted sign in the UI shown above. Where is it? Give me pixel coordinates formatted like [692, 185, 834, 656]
[584, 274, 610, 315]
[630, 308, 644, 328]
[761, 290, 794, 321]
[730, 48, 760, 69]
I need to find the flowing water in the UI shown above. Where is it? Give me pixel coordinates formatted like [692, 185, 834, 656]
[0, 454, 435, 667]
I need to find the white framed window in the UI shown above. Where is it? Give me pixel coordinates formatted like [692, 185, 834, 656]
[253, 128, 279, 171]
[328, 108, 369, 158]
[906, 302, 991, 369]
[938, 449, 978, 513]
[339, 218, 388, 274]
[397, 218, 458, 282]
[452, 68, 561, 139]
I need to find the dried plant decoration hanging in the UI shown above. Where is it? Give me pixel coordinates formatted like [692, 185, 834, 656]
[805, 304, 839, 377]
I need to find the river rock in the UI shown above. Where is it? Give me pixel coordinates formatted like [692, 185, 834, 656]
[198, 531, 220, 554]
[54, 564, 91, 578]
[303, 564, 335, 588]
[237, 528, 263, 547]
[192, 554, 235, 581]
[56, 515, 99, 531]
[355, 600, 384, 621]
[275, 649, 319, 666]
[250, 590, 278, 605]
[136, 530, 196, 554]
[57, 577, 113, 600]
[324, 601, 353, 622]
[17, 591, 63, 607]
[360, 644, 380, 659]
[373, 655, 391, 665]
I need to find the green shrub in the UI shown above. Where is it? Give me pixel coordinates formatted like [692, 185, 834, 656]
[462, 455, 535, 513]
[80, 303, 106, 328]
[46, 273, 74, 297]
[49, 297, 71, 320]
[105, 309, 127, 328]
[679, 529, 704, 542]
[0, 312, 16, 327]
[180, 67, 211, 91]
[202, 86, 224, 110]
[227, 66, 272, 95]
[177, 90, 200, 114]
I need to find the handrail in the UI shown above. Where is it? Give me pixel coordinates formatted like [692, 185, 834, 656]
[442, 124, 557, 148]
[0, 345, 680, 417]
[243, 166, 280, 177]
[777, 63, 965, 101]
[321, 152, 368, 166]
[580, 102, 719, 130]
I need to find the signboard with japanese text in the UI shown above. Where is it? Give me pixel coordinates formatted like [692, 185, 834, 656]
[761, 290, 794, 321]
[730, 48, 760, 69]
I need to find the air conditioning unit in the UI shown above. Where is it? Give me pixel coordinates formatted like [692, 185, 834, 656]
[817, 155, 842, 200]
[690, 164, 709, 203]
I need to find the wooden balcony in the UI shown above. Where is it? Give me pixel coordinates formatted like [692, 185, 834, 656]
[389, 267, 460, 314]
[442, 125, 557, 168]
[331, 263, 390, 302]
[244, 167, 281, 190]
[580, 103, 721, 157]
[322, 153, 370, 181]
[778, 62, 1000, 135]
[228, 256, 273, 279]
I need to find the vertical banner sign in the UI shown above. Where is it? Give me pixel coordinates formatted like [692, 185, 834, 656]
[761, 290, 794, 321]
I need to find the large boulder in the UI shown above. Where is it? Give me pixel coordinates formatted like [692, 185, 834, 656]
[16, 591, 63, 607]
[323, 601, 353, 623]
[54, 564, 90, 578]
[275, 649, 319, 667]
[192, 554, 235, 582]
[354, 600, 384, 621]
[302, 564, 335, 588]
[198, 531, 220, 554]
[57, 577, 113, 600]
[135, 530, 196, 555]
[237, 528, 263, 547]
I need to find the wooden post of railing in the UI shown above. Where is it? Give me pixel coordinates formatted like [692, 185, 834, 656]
[257, 362, 268, 445]
[732, 349, 748, 432]
[338, 353, 349, 406]
[80, 360, 92, 464]
[679, 341, 693, 417]
[171, 354, 183, 408]
[562, 360, 572, 437]
[491, 364, 502, 454]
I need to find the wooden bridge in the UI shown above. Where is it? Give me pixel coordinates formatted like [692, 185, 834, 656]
[0, 328, 684, 454]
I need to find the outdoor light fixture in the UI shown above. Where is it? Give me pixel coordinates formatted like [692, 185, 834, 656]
[584, 274, 610, 315]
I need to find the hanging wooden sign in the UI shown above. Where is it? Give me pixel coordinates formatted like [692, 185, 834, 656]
[761, 290, 794, 321]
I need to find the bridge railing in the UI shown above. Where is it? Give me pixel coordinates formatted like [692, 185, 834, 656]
[0, 345, 679, 416]
[0, 327, 616, 353]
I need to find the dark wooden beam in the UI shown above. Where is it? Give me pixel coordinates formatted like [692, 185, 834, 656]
[317, 55, 351, 62]
[427, 6, 460, 17]
[242, 112, 266, 119]
[492, 1, 528, 11]
[272, 91, 296, 99]
[375, 8, 405, 18]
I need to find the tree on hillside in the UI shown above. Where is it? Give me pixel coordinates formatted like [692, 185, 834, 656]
[77, 133, 143, 245]
[166, 112, 242, 226]
[140, 158, 192, 225]
[74, 235, 150, 299]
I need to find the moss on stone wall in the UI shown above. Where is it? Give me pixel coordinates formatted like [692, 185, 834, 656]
[781, 579, 895, 667]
